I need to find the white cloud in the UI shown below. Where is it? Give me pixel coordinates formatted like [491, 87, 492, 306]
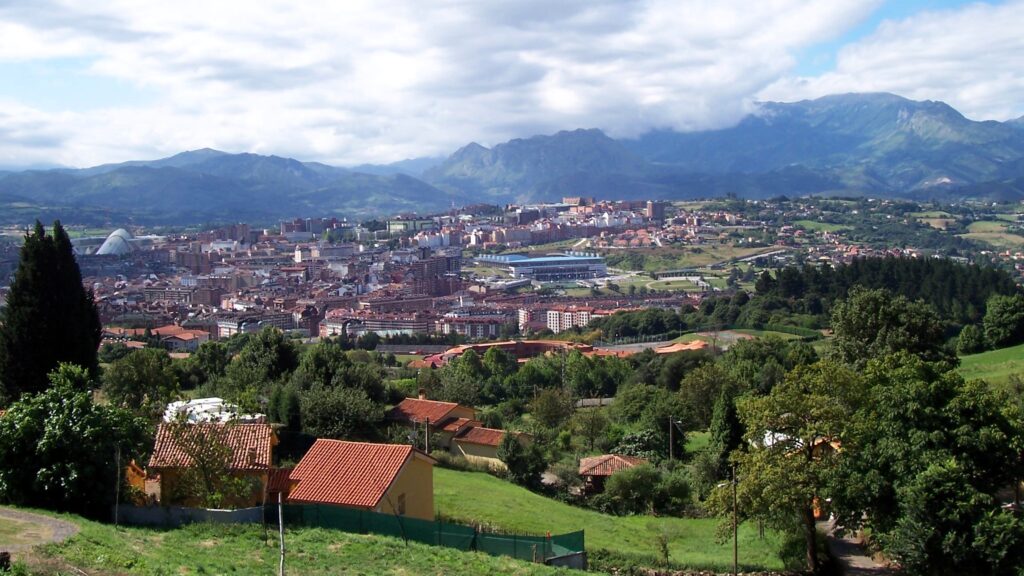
[759, 1, 1024, 122]
[1, 0, 887, 166]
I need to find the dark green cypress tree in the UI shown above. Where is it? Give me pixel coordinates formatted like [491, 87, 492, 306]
[708, 389, 743, 476]
[0, 221, 101, 402]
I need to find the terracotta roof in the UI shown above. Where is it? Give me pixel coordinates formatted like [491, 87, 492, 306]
[148, 423, 275, 471]
[268, 468, 294, 494]
[579, 454, 648, 477]
[454, 426, 506, 447]
[388, 398, 460, 424]
[440, 417, 478, 433]
[289, 440, 432, 508]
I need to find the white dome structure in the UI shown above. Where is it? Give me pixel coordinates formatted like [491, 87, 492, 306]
[96, 228, 135, 256]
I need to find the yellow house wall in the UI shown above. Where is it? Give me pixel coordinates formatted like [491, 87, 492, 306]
[376, 456, 434, 521]
[451, 441, 506, 471]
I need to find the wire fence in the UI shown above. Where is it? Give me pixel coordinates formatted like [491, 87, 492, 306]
[268, 504, 584, 563]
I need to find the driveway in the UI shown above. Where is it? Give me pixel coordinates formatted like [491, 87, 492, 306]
[0, 507, 79, 553]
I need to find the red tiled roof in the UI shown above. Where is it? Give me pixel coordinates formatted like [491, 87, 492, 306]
[579, 454, 647, 477]
[268, 468, 293, 494]
[148, 423, 275, 471]
[454, 426, 506, 447]
[288, 440, 429, 508]
[440, 417, 478, 433]
[388, 398, 460, 424]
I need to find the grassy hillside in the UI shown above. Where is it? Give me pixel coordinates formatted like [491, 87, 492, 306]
[959, 342, 1024, 387]
[13, 511, 574, 576]
[433, 468, 785, 571]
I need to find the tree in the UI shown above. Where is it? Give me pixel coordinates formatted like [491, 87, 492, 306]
[956, 323, 987, 355]
[529, 388, 574, 431]
[300, 385, 382, 439]
[707, 389, 743, 477]
[572, 408, 610, 451]
[983, 294, 1024, 349]
[0, 363, 148, 518]
[102, 348, 179, 418]
[163, 421, 261, 509]
[709, 360, 862, 573]
[829, 286, 952, 369]
[497, 433, 545, 489]
[0, 221, 101, 403]
[830, 353, 1024, 576]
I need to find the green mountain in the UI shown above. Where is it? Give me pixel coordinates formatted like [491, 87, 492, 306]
[423, 93, 1024, 202]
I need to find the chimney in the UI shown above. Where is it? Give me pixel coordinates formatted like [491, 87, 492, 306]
[418, 388, 427, 400]
[246, 447, 257, 466]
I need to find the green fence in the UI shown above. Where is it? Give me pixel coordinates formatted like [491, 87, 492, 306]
[272, 504, 584, 563]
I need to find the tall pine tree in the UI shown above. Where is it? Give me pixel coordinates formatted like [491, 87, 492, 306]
[0, 221, 101, 403]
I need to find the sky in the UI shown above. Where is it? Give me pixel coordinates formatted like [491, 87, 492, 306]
[0, 0, 1022, 169]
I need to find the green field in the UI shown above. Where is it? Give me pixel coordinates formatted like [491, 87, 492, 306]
[958, 342, 1024, 387]
[909, 211, 952, 218]
[604, 245, 777, 273]
[793, 220, 851, 232]
[959, 231, 1024, 250]
[14, 510, 571, 576]
[967, 220, 1009, 233]
[434, 468, 784, 571]
[731, 329, 803, 340]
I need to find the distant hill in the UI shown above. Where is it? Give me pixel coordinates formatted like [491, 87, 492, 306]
[0, 150, 468, 225]
[3, 93, 1024, 225]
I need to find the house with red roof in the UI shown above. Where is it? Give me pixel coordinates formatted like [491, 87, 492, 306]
[387, 394, 529, 470]
[147, 422, 278, 507]
[288, 439, 436, 521]
[578, 454, 648, 494]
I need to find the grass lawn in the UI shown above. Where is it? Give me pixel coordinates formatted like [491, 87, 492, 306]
[18, 510, 573, 576]
[731, 329, 802, 340]
[647, 279, 703, 292]
[434, 468, 785, 572]
[909, 211, 952, 218]
[684, 430, 711, 454]
[958, 342, 1024, 387]
[793, 220, 851, 232]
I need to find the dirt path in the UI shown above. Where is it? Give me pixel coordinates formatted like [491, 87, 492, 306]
[820, 520, 892, 575]
[0, 507, 79, 552]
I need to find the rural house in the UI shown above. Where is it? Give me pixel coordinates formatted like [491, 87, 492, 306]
[147, 422, 277, 507]
[288, 440, 436, 521]
[578, 454, 648, 494]
[388, 394, 529, 469]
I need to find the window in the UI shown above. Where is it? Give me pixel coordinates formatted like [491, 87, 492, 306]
[397, 493, 406, 515]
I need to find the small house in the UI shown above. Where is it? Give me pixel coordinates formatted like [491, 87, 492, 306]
[147, 422, 277, 507]
[579, 454, 648, 494]
[288, 440, 436, 521]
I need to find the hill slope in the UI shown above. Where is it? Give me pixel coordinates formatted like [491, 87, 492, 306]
[16, 509, 573, 576]
[434, 467, 784, 571]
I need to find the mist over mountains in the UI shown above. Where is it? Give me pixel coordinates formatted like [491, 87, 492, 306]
[2, 92, 1023, 225]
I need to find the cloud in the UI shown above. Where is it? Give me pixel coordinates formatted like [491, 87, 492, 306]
[759, 1, 1024, 122]
[1, 0, 883, 166]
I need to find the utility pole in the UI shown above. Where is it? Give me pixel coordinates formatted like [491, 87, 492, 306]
[732, 463, 738, 576]
[278, 492, 286, 576]
[668, 415, 674, 461]
[114, 445, 121, 527]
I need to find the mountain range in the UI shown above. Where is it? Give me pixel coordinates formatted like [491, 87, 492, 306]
[2, 92, 1024, 225]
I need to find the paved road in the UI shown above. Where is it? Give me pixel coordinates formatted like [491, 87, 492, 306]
[820, 520, 892, 575]
[0, 507, 79, 553]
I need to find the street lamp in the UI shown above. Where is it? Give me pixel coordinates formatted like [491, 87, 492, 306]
[667, 416, 684, 461]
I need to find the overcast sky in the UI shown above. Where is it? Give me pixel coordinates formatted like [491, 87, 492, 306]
[1, 0, 1022, 169]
